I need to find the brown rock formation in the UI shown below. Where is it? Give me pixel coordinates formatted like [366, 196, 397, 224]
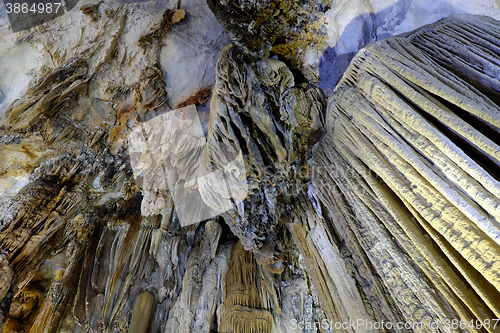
[0, 0, 500, 331]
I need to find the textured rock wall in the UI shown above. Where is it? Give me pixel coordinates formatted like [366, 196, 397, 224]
[314, 13, 500, 330]
[1, 0, 500, 332]
[0, 1, 326, 332]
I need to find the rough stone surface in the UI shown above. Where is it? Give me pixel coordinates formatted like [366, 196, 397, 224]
[314, 13, 500, 327]
[161, 0, 230, 108]
[1, 0, 500, 332]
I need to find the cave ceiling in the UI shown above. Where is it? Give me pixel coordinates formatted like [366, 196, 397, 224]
[1, 0, 500, 333]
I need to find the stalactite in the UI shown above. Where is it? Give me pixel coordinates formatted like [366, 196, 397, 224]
[219, 241, 274, 333]
[3, 0, 500, 330]
[128, 291, 156, 333]
[314, 14, 500, 328]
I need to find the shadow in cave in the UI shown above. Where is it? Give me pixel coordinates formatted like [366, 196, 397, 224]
[317, 0, 484, 95]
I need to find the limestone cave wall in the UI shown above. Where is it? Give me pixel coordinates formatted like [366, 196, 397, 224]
[0, 1, 500, 333]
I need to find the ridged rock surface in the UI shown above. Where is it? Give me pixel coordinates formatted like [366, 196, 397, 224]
[1, 0, 500, 331]
[313, 14, 500, 329]
[319, 0, 500, 94]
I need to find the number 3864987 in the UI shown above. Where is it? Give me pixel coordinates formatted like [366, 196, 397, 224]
[5, 2, 62, 14]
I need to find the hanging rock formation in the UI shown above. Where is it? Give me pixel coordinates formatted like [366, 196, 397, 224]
[313, 13, 500, 330]
[0, 0, 326, 332]
[1, 0, 500, 331]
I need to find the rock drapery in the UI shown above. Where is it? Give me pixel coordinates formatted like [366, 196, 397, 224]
[318, 0, 500, 95]
[0, 0, 500, 332]
[314, 14, 500, 329]
[0, 1, 325, 332]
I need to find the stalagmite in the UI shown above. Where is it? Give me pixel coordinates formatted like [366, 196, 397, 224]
[128, 291, 156, 333]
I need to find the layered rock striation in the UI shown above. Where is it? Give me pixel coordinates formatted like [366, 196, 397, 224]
[0, 0, 500, 331]
[314, 14, 500, 329]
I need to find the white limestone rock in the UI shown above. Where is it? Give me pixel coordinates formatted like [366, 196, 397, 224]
[161, 0, 229, 108]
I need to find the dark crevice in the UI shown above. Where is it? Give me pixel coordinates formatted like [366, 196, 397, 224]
[229, 120, 249, 156]
[217, 216, 236, 244]
[273, 37, 286, 45]
[289, 67, 309, 85]
[243, 112, 278, 167]
[254, 126, 277, 167]
[427, 90, 500, 147]
[266, 100, 288, 150]
[320, 200, 343, 250]
[210, 307, 219, 333]
[270, 52, 309, 84]
[219, 117, 246, 161]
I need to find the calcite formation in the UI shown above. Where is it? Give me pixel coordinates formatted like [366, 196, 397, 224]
[0, 0, 500, 331]
[207, 0, 327, 70]
[318, 0, 500, 94]
[313, 13, 500, 329]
